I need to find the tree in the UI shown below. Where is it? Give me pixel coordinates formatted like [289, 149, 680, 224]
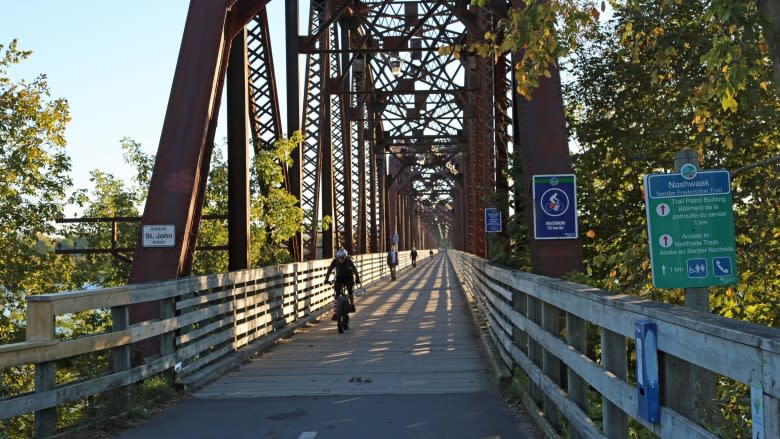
[462, 1, 779, 125]
[563, 5, 778, 435]
[192, 132, 305, 273]
[0, 38, 82, 438]
[249, 132, 305, 267]
[0, 39, 75, 330]
[62, 138, 152, 287]
[564, 0, 780, 307]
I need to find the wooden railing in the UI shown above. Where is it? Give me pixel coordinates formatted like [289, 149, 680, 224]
[0, 250, 425, 437]
[448, 250, 779, 439]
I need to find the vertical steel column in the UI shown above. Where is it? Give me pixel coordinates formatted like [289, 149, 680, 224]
[319, 12, 335, 258]
[227, 29, 250, 271]
[349, 115, 362, 253]
[336, 33, 356, 254]
[493, 53, 512, 254]
[396, 193, 403, 248]
[285, 0, 303, 261]
[300, 0, 327, 259]
[516, 72, 582, 275]
[511, 3, 582, 277]
[371, 134, 382, 253]
[380, 161, 387, 252]
[331, 26, 350, 253]
[400, 194, 408, 249]
[475, 8, 496, 259]
[406, 195, 414, 249]
[463, 55, 490, 257]
[357, 124, 368, 254]
[452, 181, 464, 251]
[386, 159, 401, 247]
[352, 57, 369, 254]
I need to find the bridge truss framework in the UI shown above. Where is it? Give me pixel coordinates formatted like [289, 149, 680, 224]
[128, 0, 581, 295]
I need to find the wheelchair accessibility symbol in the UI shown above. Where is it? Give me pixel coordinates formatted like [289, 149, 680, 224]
[687, 259, 707, 278]
[712, 257, 732, 277]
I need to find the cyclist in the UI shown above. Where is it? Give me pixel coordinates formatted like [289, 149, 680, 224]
[324, 248, 361, 310]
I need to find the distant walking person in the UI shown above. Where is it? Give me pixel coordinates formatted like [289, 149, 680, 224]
[411, 247, 418, 267]
[387, 246, 398, 280]
[429, 249, 434, 258]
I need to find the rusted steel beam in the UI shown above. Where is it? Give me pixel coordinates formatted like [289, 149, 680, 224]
[319, 9, 335, 258]
[128, 0, 270, 357]
[493, 53, 511, 255]
[286, 0, 303, 261]
[130, 0, 231, 285]
[225, 0, 272, 41]
[515, 69, 583, 276]
[227, 28, 250, 271]
[247, 9, 283, 150]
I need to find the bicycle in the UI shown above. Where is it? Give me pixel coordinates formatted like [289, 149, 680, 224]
[331, 282, 351, 333]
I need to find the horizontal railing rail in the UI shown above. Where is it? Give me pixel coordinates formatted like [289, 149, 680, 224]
[0, 249, 435, 437]
[448, 250, 779, 439]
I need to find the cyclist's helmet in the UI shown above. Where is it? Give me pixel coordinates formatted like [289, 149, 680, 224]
[336, 248, 348, 258]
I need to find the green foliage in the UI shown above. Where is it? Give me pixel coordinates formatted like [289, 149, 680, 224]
[0, 39, 74, 296]
[560, 2, 778, 436]
[63, 138, 149, 287]
[0, 38, 84, 439]
[0, 38, 305, 437]
[249, 132, 304, 267]
[455, 1, 601, 100]
[192, 147, 229, 274]
[616, 0, 775, 150]
[563, 1, 780, 310]
[193, 132, 305, 271]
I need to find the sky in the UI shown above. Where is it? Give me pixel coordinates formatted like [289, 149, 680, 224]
[1, 1, 291, 215]
[2, 1, 607, 216]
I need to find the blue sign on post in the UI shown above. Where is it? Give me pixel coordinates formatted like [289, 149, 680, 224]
[485, 208, 501, 233]
[533, 174, 578, 239]
[635, 320, 660, 424]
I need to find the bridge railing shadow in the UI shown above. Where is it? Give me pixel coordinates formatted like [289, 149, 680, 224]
[449, 250, 780, 439]
[0, 248, 437, 437]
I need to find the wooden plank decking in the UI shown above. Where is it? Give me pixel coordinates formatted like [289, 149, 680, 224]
[193, 255, 493, 398]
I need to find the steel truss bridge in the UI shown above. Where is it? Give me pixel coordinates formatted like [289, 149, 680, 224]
[129, 0, 581, 292]
[2, 4, 779, 438]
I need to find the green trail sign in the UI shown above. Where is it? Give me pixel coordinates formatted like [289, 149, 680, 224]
[644, 167, 738, 288]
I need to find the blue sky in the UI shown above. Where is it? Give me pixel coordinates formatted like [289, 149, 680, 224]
[2, 1, 290, 215]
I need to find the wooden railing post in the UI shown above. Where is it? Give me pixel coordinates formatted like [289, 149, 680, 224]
[512, 290, 528, 360]
[27, 301, 57, 438]
[527, 295, 543, 406]
[766, 395, 780, 438]
[160, 298, 175, 379]
[601, 328, 627, 438]
[542, 303, 562, 431]
[110, 305, 131, 414]
[566, 313, 588, 439]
